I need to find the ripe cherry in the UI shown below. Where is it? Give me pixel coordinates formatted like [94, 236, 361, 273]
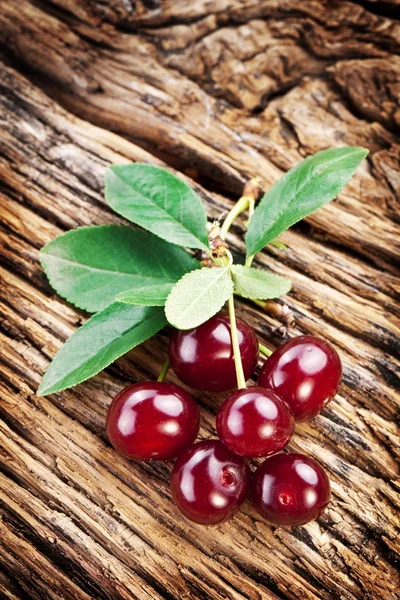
[251, 452, 331, 526]
[169, 312, 259, 392]
[106, 382, 200, 461]
[258, 335, 342, 422]
[171, 440, 251, 524]
[216, 387, 294, 458]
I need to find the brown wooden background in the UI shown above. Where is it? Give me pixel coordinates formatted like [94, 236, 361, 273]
[0, 1, 399, 599]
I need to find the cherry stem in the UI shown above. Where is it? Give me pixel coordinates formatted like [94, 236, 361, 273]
[228, 294, 247, 389]
[220, 195, 251, 240]
[157, 358, 170, 383]
[259, 343, 273, 358]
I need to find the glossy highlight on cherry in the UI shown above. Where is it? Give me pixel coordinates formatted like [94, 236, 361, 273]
[171, 440, 251, 524]
[216, 387, 295, 457]
[106, 382, 200, 461]
[169, 312, 259, 392]
[251, 452, 331, 526]
[258, 335, 342, 422]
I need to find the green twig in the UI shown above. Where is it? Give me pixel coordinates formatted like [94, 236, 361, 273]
[248, 197, 255, 222]
[247, 298, 266, 309]
[220, 196, 250, 240]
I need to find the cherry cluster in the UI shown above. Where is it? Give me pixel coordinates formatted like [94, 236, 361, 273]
[106, 313, 341, 526]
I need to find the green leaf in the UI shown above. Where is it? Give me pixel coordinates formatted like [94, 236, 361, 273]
[245, 147, 368, 256]
[38, 304, 166, 395]
[40, 225, 198, 313]
[165, 267, 233, 330]
[231, 265, 291, 299]
[105, 164, 209, 251]
[115, 283, 173, 306]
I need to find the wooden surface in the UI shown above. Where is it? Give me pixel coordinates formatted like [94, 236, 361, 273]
[0, 1, 399, 599]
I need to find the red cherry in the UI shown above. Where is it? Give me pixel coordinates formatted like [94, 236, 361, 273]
[251, 453, 331, 526]
[169, 313, 259, 392]
[216, 387, 295, 458]
[258, 335, 342, 422]
[106, 382, 200, 461]
[171, 440, 251, 524]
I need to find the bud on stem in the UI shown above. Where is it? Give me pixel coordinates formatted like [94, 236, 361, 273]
[253, 300, 294, 335]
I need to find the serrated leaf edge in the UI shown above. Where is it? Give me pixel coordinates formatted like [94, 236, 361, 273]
[245, 146, 369, 256]
[231, 264, 291, 299]
[40, 224, 196, 313]
[106, 165, 209, 252]
[165, 267, 233, 330]
[38, 305, 167, 395]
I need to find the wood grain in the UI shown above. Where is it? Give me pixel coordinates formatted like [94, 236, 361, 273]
[0, 1, 399, 598]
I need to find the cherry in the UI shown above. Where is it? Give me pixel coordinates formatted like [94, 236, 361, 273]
[251, 452, 331, 526]
[106, 382, 200, 461]
[216, 387, 294, 458]
[258, 335, 342, 422]
[169, 312, 259, 392]
[171, 440, 251, 524]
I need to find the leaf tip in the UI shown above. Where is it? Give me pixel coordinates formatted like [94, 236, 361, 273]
[349, 146, 369, 159]
[37, 381, 50, 396]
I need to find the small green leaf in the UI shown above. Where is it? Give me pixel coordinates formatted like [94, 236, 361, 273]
[105, 164, 209, 251]
[246, 147, 368, 256]
[40, 225, 198, 313]
[165, 267, 233, 330]
[38, 304, 167, 396]
[231, 265, 291, 299]
[116, 283, 173, 306]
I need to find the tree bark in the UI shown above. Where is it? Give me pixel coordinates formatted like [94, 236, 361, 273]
[0, 1, 399, 599]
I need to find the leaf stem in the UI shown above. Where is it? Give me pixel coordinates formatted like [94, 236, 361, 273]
[157, 358, 170, 382]
[259, 343, 273, 358]
[245, 254, 254, 267]
[249, 298, 265, 309]
[228, 294, 246, 389]
[220, 196, 250, 239]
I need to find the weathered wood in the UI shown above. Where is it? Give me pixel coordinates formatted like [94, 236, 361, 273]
[1, 0, 399, 270]
[0, 1, 399, 599]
